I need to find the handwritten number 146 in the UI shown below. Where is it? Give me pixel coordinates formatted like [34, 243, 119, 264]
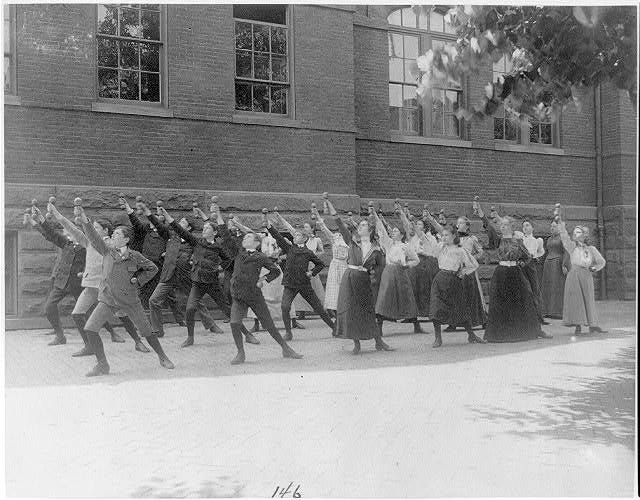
[272, 482, 301, 498]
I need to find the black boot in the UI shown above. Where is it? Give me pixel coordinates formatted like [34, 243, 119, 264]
[85, 331, 109, 377]
[181, 335, 194, 348]
[48, 329, 66, 346]
[574, 325, 582, 335]
[444, 325, 456, 332]
[375, 336, 395, 351]
[283, 330, 293, 341]
[71, 314, 93, 356]
[351, 339, 361, 355]
[413, 320, 426, 334]
[589, 326, 608, 334]
[292, 318, 305, 329]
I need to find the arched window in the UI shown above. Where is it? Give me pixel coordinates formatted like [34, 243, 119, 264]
[387, 6, 461, 138]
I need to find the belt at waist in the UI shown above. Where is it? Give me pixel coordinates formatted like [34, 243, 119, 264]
[347, 265, 367, 272]
[499, 261, 517, 267]
[438, 269, 459, 275]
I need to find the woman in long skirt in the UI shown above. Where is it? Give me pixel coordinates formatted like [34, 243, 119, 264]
[331, 208, 393, 354]
[313, 202, 349, 319]
[541, 220, 570, 319]
[558, 221, 607, 334]
[423, 213, 486, 347]
[400, 210, 439, 332]
[484, 217, 551, 343]
[521, 219, 547, 324]
[450, 216, 487, 330]
[372, 209, 420, 334]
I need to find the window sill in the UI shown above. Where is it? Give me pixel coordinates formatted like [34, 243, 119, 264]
[494, 142, 565, 156]
[388, 134, 472, 148]
[91, 101, 174, 118]
[232, 113, 301, 128]
[4, 94, 21, 106]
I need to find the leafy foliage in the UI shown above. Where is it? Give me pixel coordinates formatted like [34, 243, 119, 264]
[416, 6, 637, 123]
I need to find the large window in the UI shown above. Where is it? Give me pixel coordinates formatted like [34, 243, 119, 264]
[387, 6, 462, 138]
[4, 4, 16, 95]
[96, 4, 165, 104]
[234, 5, 289, 115]
[493, 55, 557, 147]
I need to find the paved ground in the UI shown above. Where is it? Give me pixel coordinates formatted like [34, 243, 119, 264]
[4, 301, 637, 497]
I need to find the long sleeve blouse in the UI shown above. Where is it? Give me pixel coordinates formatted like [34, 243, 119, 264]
[559, 227, 606, 271]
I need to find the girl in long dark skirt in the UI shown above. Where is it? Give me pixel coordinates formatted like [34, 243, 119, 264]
[399, 210, 439, 331]
[541, 220, 570, 319]
[371, 209, 420, 334]
[330, 204, 393, 354]
[484, 217, 552, 343]
[423, 216, 486, 348]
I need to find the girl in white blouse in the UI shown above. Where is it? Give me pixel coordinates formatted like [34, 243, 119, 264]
[558, 221, 607, 334]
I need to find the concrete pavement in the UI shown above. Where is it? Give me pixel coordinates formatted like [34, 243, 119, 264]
[3, 301, 637, 497]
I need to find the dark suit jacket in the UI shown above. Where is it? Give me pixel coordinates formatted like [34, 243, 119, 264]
[170, 221, 230, 284]
[148, 214, 193, 284]
[36, 219, 86, 290]
[230, 249, 280, 301]
[128, 212, 167, 263]
[267, 226, 324, 289]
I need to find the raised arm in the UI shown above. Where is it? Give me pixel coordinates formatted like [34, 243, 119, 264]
[398, 210, 414, 238]
[158, 207, 198, 247]
[423, 210, 444, 235]
[334, 216, 353, 245]
[147, 213, 171, 241]
[315, 216, 334, 244]
[79, 212, 109, 256]
[274, 211, 297, 235]
[267, 225, 292, 254]
[230, 217, 252, 235]
[372, 210, 392, 252]
[48, 203, 89, 248]
[38, 218, 71, 249]
[558, 222, 576, 254]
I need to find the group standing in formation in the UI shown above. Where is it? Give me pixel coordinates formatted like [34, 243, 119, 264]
[25, 192, 608, 377]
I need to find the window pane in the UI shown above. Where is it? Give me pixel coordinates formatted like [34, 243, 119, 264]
[271, 85, 288, 114]
[444, 114, 458, 136]
[389, 107, 400, 131]
[389, 57, 403, 82]
[119, 70, 140, 100]
[431, 89, 444, 133]
[401, 7, 416, 28]
[120, 8, 142, 38]
[119, 40, 139, 70]
[235, 82, 252, 111]
[271, 54, 287, 82]
[233, 5, 286, 25]
[529, 123, 539, 143]
[97, 5, 117, 35]
[140, 42, 158, 72]
[141, 72, 159, 102]
[404, 59, 418, 83]
[403, 85, 417, 108]
[430, 10, 444, 32]
[98, 67, 119, 98]
[141, 9, 160, 40]
[253, 24, 269, 52]
[253, 52, 270, 80]
[404, 35, 419, 59]
[4, 56, 10, 93]
[97, 37, 118, 68]
[418, 10, 428, 29]
[252, 84, 269, 112]
[541, 123, 552, 144]
[494, 117, 504, 139]
[388, 33, 403, 58]
[444, 90, 459, 112]
[389, 83, 403, 107]
[235, 22, 252, 50]
[271, 27, 287, 55]
[505, 117, 519, 141]
[404, 108, 420, 134]
[236, 50, 252, 78]
[387, 9, 401, 26]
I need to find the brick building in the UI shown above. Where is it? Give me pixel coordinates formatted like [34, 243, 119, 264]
[3, 4, 636, 326]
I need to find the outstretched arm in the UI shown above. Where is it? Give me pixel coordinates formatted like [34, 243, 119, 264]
[334, 216, 353, 245]
[558, 222, 576, 254]
[372, 210, 392, 252]
[267, 225, 292, 254]
[274, 211, 297, 235]
[159, 207, 198, 247]
[78, 208, 109, 256]
[48, 203, 89, 248]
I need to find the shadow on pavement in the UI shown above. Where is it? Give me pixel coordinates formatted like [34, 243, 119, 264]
[465, 345, 635, 450]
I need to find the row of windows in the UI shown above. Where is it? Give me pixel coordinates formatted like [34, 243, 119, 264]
[4, 4, 558, 146]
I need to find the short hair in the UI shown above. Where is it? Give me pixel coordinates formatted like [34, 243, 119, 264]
[114, 225, 133, 241]
[95, 218, 114, 236]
